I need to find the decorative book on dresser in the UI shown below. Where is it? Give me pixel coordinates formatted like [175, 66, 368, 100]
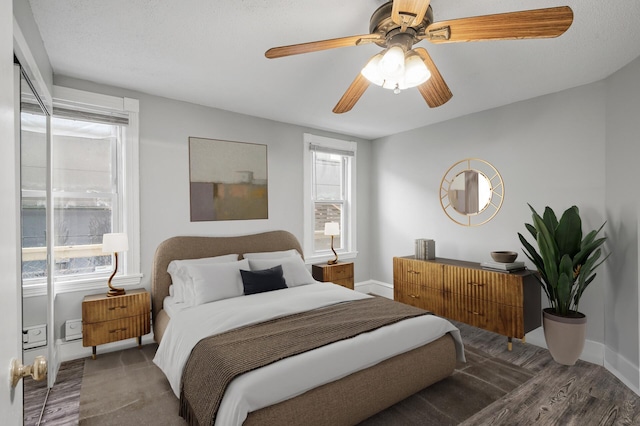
[393, 256, 541, 350]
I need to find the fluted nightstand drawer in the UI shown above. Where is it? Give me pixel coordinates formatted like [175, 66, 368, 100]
[312, 262, 354, 290]
[82, 289, 150, 323]
[82, 314, 151, 346]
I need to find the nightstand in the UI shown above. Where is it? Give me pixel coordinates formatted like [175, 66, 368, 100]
[82, 288, 151, 359]
[312, 262, 354, 290]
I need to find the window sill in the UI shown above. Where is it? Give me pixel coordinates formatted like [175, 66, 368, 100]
[23, 273, 143, 298]
[304, 251, 358, 265]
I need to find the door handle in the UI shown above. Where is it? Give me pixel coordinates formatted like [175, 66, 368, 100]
[10, 355, 47, 388]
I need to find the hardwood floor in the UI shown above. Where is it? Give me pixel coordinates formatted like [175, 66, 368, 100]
[454, 322, 640, 425]
[24, 358, 83, 426]
[26, 323, 640, 425]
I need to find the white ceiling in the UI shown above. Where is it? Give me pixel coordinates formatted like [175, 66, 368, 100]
[28, 0, 640, 140]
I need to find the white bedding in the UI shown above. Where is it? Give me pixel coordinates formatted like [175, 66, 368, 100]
[162, 294, 187, 318]
[153, 282, 464, 426]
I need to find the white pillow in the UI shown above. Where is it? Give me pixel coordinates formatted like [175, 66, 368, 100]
[167, 254, 240, 304]
[248, 256, 315, 287]
[242, 249, 301, 259]
[188, 259, 250, 305]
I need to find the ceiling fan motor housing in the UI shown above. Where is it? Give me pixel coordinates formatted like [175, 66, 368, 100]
[370, 1, 434, 48]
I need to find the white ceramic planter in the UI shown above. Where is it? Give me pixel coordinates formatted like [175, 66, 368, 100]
[542, 308, 587, 366]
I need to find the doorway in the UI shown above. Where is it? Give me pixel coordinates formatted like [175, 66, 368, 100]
[18, 62, 54, 426]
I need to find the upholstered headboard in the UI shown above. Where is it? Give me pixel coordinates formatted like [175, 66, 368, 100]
[150, 230, 303, 320]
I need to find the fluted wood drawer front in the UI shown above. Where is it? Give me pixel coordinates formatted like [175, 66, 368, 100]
[323, 263, 353, 281]
[394, 280, 445, 316]
[82, 290, 150, 323]
[443, 265, 524, 307]
[446, 294, 525, 338]
[82, 313, 151, 346]
[393, 257, 443, 288]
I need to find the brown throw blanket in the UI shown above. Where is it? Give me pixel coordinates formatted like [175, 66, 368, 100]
[179, 297, 429, 426]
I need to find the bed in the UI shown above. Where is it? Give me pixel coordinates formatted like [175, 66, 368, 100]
[151, 230, 464, 425]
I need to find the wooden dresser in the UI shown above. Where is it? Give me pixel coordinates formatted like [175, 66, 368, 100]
[312, 262, 354, 289]
[82, 288, 151, 359]
[393, 256, 541, 350]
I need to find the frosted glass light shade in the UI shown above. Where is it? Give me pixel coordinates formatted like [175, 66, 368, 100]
[379, 46, 405, 78]
[102, 233, 129, 253]
[403, 53, 431, 87]
[361, 48, 431, 92]
[361, 54, 384, 86]
[324, 222, 340, 236]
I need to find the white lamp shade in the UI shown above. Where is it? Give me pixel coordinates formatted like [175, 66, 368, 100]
[102, 233, 129, 253]
[324, 222, 340, 236]
[403, 53, 431, 87]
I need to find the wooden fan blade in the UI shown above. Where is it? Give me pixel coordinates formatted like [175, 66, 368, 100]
[333, 73, 370, 114]
[265, 34, 383, 59]
[392, 0, 431, 29]
[425, 6, 573, 43]
[413, 48, 452, 108]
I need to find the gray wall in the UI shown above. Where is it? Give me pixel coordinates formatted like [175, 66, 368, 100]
[604, 55, 640, 383]
[46, 76, 372, 337]
[370, 60, 640, 387]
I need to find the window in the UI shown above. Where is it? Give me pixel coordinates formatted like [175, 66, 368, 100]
[303, 133, 357, 262]
[21, 86, 140, 295]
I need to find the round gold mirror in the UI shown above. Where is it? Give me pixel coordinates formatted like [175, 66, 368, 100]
[440, 159, 504, 226]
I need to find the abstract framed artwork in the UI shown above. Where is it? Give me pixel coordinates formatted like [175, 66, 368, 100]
[189, 137, 268, 221]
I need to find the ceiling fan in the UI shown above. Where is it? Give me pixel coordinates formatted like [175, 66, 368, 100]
[265, 0, 573, 114]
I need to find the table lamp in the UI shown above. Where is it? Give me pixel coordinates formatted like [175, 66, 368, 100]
[102, 233, 128, 297]
[324, 222, 340, 265]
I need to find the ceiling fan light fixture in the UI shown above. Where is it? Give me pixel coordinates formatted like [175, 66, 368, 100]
[404, 52, 431, 87]
[361, 53, 385, 86]
[379, 46, 405, 78]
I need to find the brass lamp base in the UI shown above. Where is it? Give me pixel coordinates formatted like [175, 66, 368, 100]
[107, 286, 126, 297]
[327, 235, 339, 265]
[106, 252, 126, 297]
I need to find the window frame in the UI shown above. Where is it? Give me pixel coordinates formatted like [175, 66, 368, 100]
[23, 86, 141, 297]
[303, 133, 357, 264]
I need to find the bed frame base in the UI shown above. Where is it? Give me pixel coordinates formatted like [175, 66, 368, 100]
[245, 334, 456, 425]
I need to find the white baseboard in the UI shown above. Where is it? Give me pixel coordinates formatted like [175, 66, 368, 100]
[605, 346, 640, 395]
[56, 333, 156, 362]
[524, 327, 604, 365]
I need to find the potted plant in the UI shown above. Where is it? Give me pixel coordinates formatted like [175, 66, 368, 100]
[518, 204, 609, 365]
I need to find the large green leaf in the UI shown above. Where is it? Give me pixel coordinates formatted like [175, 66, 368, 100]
[560, 253, 578, 311]
[533, 213, 559, 288]
[557, 272, 572, 315]
[525, 223, 538, 240]
[574, 237, 606, 267]
[556, 206, 582, 258]
[541, 206, 559, 235]
[518, 232, 545, 272]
